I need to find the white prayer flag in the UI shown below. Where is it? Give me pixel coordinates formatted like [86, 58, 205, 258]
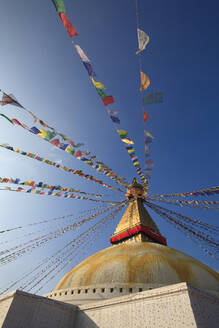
[74, 44, 90, 62]
[136, 29, 149, 55]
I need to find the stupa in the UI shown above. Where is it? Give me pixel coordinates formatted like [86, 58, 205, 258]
[47, 178, 219, 305]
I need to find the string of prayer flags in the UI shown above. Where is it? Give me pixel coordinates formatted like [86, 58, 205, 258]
[0, 177, 103, 198]
[0, 186, 116, 203]
[29, 202, 127, 293]
[0, 143, 123, 192]
[136, 29, 149, 55]
[74, 38, 143, 186]
[0, 206, 109, 235]
[150, 197, 219, 206]
[52, 0, 78, 37]
[140, 71, 150, 91]
[143, 92, 163, 106]
[146, 197, 219, 210]
[4, 113, 127, 188]
[145, 201, 218, 258]
[74, 44, 145, 182]
[0, 203, 123, 266]
[0, 90, 36, 122]
[147, 202, 219, 234]
[148, 186, 219, 198]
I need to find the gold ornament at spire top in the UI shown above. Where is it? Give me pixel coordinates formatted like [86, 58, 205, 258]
[125, 177, 147, 200]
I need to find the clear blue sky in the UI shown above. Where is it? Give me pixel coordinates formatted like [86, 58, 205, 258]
[0, 0, 218, 294]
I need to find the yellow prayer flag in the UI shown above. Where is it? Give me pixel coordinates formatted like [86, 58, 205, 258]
[65, 145, 72, 153]
[145, 145, 149, 152]
[91, 77, 105, 89]
[122, 138, 134, 145]
[37, 128, 47, 138]
[140, 71, 150, 92]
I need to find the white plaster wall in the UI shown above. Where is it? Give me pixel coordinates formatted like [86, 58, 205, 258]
[0, 290, 77, 328]
[0, 292, 14, 327]
[76, 283, 219, 328]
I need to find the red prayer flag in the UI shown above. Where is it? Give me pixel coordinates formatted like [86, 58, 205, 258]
[58, 13, 78, 37]
[102, 95, 114, 106]
[143, 111, 148, 122]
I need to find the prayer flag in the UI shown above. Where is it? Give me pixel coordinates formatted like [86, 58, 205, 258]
[145, 136, 153, 144]
[39, 120, 48, 128]
[117, 130, 127, 139]
[142, 92, 163, 106]
[83, 62, 96, 77]
[0, 92, 23, 108]
[145, 145, 149, 152]
[122, 138, 134, 145]
[96, 88, 107, 99]
[140, 71, 150, 91]
[75, 44, 90, 62]
[52, 0, 66, 13]
[59, 13, 78, 37]
[143, 111, 148, 122]
[136, 29, 149, 55]
[59, 143, 68, 150]
[0, 113, 14, 124]
[91, 78, 105, 89]
[11, 118, 28, 129]
[75, 150, 82, 159]
[102, 95, 114, 106]
[144, 130, 154, 138]
[110, 115, 120, 124]
[50, 138, 60, 146]
[45, 131, 55, 141]
[37, 129, 47, 138]
[29, 126, 40, 134]
[146, 159, 154, 165]
[107, 109, 118, 116]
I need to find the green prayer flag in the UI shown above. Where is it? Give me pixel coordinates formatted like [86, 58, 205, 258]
[0, 113, 14, 125]
[52, 0, 66, 13]
[96, 88, 107, 99]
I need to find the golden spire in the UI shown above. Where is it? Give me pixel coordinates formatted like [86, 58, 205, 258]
[110, 178, 166, 245]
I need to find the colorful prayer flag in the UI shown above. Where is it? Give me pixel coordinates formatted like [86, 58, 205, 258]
[0, 113, 14, 124]
[110, 115, 120, 124]
[96, 88, 107, 99]
[0, 92, 23, 108]
[58, 13, 78, 37]
[143, 111, 148, 122]
[122, 138, 134, 145]
[107, 109, 118, 116]
[140, 71, 150, 91]
[91, 78, 105, 89]
[117, 130, 128, 139]
[29, 126, 40, 134]
[83, 62, 96, 77]
[52, 0, 66, 13]
[102, 95, 114, 106]
[144, 130, 154, 138]
[136, 29, 149, 55]
[142, 92, 163, 106]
